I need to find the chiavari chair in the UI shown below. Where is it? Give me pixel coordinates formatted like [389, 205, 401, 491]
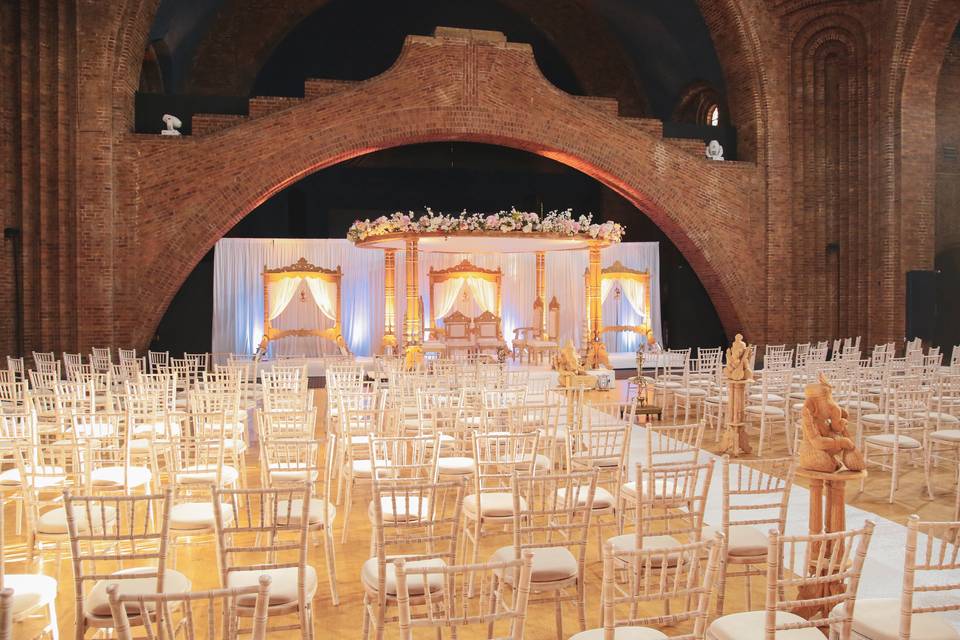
[0, 486, 59, 638]
[706, 522, 875, 640]
[15, 438, 76, 567]
[0, 380, 29, 413]
[30, 365, 61, 390]
[6, 357, 25, 383]
[65, 487, 191, 640]
[0, 410, 35, 535]
[212, 483, 317, 639]
[496, 469, 597, 639]
[393, 552, 534, 640]
[710, 456, 794, 617]
[106, 575, 272, 640]
[71, 412, 154, 497]
[336, 404, 396, 542]
[363, 477, 465, 640]
[189, 389, 248, 485]
[745, 367, 793, 455]
[571, 536, 721, 640]
[828, 516, 960, 640]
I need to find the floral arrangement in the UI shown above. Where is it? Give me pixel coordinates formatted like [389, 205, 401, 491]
[347, 207, 624, 243]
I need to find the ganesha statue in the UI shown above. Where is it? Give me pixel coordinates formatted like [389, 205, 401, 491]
[798, 373, 865, 473]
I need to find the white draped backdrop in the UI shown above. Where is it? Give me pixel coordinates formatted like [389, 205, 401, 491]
[213, 238, 661, 357]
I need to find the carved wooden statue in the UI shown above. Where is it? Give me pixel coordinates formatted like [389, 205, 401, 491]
[555, 340, 595, 387]
[723, 333, 753, 382]
[798, 373, 865, 473]
[586, 340, 612, 370]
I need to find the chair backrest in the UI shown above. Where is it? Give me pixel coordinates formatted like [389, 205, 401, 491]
[509, 469, 597, 574]
[600, 536, 722, 640]
[473, 432, 539, 495]
[147, 350, 169, 373]
[442, 311, 472, 340]
[766, 522, 874, 639]
[0, 588, 11, 640]
[569, 423, 630, 497]
[370, 478, 464, 578]
[6, 357, 24, 382]
[645, 422, 705, 468]
[630, 459, 715, 546]
[259, 437, 325, 492]
[184, 352, 209, 373]
[898, 516, 960, 639]
[722, 456, 794, 542]
[107, 576, 272, 640]
[256, 408, 317, 440]
[369, 433, 438, 481]
[0, 381, 29, 412]
[394, 552, 534, 640]
[32, 351, 55, 368]
[133, 372, 178, 411]
[64, 489, 174, 620]
[474, 311, 502, 339]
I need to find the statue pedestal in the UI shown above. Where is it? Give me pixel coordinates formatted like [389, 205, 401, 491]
[719, 380, 752, 456]
[792, 468, 868, 619]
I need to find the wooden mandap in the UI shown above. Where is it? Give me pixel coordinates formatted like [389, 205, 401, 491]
[587, 259, 653, 351]
[352, 231, 614, 363]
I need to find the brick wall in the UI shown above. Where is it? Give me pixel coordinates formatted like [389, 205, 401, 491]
[0, 0, 957, 356]
[938, 32, 960, 254]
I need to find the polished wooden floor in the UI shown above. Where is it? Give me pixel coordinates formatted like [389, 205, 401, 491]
[11, 385, 959, 639]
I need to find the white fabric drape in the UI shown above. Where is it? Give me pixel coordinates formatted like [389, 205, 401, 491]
[601, 279, 615, 304]
[268, 277, 302, 320]
[432, 279, 464, 324]
[465, 277, 497, 315]
[305, 277, 337, 321]
[619, 278, 647, 323]
[213, 239, 661, 357]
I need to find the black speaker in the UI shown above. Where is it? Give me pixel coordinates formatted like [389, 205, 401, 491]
[906, 270, 938, 340]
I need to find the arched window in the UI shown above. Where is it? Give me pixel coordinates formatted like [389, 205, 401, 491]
[707, 104, 720, 127]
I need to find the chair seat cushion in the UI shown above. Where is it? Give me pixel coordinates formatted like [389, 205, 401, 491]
[90, 466, 152, 488]
[606, 534, 683, 566]
[703, 525, 769, 557]
[85, 567, 191, 617]
[175, 464, 239, 486]
[227, 565, 318, 606]
[169, 502, 233, 531]
[676, 387, 708, 398]
[929, 429, 960, 443]
[38, 506, 118, 534]
[704, 395, 728, 404]
[708, 610, 827, 640]
[745, 405, 785, 417]
[277, 498, 335, 526]
[463, 493, 526, 518]
[830, 598, 960, 640]
[492, 545, 578, 583]
[570, 627, 668, 640]
[437, 456, 476, 475]
[267, 463, 319, 483]
[748, 393, 784, 403]
[861, 413, 895, 424]
[369, 496, 430, 522]
[838, 400, 879, 411]
[0, 466, 65, 488]
[4, 573, 58, 616]
[131, 421, 181, 438]
[864, 433, 921, 448]
[915, 411, 960, 424]
[556, 485, 615, 510]
[360, 557, 445, 596]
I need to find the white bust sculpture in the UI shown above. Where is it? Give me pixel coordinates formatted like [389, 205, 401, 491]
[161, 114, 182, 136]
[705, 139, 724, 161]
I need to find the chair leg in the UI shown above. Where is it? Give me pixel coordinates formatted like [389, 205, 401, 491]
[715, 556, 728, 617]
[340, 477, 354, 544]
[324, 527, 340, 606]
[924, 442, 936, 500]
[554, 589, 564, 640]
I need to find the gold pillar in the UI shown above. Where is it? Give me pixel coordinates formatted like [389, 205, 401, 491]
[382, 249, 398, 350]
[404, 239, 420, 344]
[535, 251, 546, 336]
[587, 242, 603, 342]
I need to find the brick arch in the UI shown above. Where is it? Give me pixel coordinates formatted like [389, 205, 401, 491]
[125, 30, 762, 350]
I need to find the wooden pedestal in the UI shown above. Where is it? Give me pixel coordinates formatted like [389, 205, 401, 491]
[792, 468, 868, 619]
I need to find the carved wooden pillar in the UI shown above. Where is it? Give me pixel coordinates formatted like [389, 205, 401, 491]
[404, 239, 420, 344]
[587, 242, 603, 342]
[535, 251, 546, 336]
[383, 249, 397, 350]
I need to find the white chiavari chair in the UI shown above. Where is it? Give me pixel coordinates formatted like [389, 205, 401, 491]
[706, 522, 875, 640]
[923, 372, 960, 511]
[65, 487, 191, 640]
[213, 483, 317, 639]
[15, 437, 78, 568]
[89, 350, 112, 374]
[0, 381, 29, 413]
[106, 575, 272, 640]
[860, 375, 931, 503]
[73, 412, 154, 497]
[34, 360, 62, 381]
[147, 351, 169, 375]
[393, 552, 534, 640]
[6, 357, 25, 383]
[710, 456, 795, 617]
[496, 469, 596, 639]
[463, 432, 539, 575]
[0, 486, 59, 638]
[336, 404, 395, 542]
[31, 352, 55, 371]
[571, 536, 721, 640]
[184, 352, 209, 375]
[652, 348, 691, 411]
[746, 367, 793, 455]
[189, 390, 248, 485]
[828, 516, 960, 640]
[363, 478, 465, 640]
